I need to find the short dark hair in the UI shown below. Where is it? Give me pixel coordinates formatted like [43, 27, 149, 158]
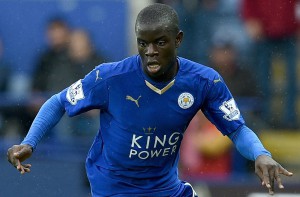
[135, 3, 179, 34]
[46, 17, 69, 30]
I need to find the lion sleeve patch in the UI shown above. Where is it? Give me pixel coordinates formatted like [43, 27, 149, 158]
[66, 80, 85, 105]
[219, 98, 240, 121]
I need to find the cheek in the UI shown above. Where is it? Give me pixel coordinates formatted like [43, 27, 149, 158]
[160, 48, 176, 59]
[137, 47, 148, 56]
[137, 46, 142, 53]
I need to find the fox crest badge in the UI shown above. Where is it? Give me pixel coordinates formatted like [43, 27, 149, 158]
[178, 92, 194, 109]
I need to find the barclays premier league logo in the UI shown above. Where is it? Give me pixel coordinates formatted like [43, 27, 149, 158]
[178, 92, 194, 109]
[219, 98, 240, 121]
[66, 80, 85, 105]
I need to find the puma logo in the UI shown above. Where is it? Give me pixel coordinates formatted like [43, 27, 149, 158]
[126, 95, 141, 107]
[213, 78, 222, 83]
[95, 70, 102, 81]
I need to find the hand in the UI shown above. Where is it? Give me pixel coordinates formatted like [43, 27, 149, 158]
[255, 155, 293, 195]
[7, 144, 33, 174]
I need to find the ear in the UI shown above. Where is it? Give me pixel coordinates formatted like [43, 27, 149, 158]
[175, 30, 183, 48]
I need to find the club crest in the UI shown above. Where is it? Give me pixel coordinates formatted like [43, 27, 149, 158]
[178, 92, 194, 109]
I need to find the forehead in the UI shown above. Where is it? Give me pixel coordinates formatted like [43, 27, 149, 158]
[136, 22, 174, 40]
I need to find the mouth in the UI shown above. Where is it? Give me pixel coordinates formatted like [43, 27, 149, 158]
[147, 62, 160, 73]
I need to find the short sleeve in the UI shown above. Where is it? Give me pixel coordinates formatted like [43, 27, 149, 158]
[201, 76, 245, 135]
[59, 65, 109, 117]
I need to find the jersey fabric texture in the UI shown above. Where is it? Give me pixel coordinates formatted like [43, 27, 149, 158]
[59, 55, 245, 196]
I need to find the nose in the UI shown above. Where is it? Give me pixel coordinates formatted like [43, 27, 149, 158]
[145, 43, 158, 56]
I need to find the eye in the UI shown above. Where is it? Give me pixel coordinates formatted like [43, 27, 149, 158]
[138, 40, 147, 48]
[157, 40, 166, 46]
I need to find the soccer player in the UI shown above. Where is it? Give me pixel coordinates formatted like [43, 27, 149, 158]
[7, 3, 292, 196]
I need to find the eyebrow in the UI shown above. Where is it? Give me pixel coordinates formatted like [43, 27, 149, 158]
[137, 36, 167, 43]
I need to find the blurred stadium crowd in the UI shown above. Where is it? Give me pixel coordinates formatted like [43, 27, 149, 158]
[0, 0, 300, 196]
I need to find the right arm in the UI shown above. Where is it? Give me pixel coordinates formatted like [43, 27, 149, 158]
[8, 63, 110, 174]
[7, 93, 65, 174]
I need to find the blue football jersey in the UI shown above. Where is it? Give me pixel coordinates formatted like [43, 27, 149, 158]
[59, 55, 245, 196]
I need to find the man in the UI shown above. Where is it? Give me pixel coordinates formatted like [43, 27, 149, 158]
[7, 3, 292, 196]
[33, 17, 72, 92]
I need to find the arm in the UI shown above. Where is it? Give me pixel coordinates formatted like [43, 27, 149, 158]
[7, 93, 65, 174]
[228, 125, 271, 160]
[201, 71, 292, 194]
[228, 125, 293, 195]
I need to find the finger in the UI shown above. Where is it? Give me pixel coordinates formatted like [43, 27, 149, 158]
[260, 167, 271, 190]
[255, 167, 264, 185]
[23, 164, 31, 172]
[20, 167, 30, 174]
[13, 147, 29, 158]
[24, 167, 31, 173]
[14, 151, 24, 159]
[14, 147, 32, 162]
[269, 168, 275, 194]
[8, 155, 17, 167]
[279, 165, 293, 176]
[23, 164, 32, 168]
[275, 175, 284, 189]
[19, 164, 31, 174]
[262, 173, 272, 194]
[263, 174, 274, 195]
[17, 164, 25, 174]
[268, 187, 274, 195]
[21, 163, 32, 173]
[16, 160, 25, 174]
[275, 168, 284, 189]
[16, 159, 21, 169]
[20, 168, 26, 174]
[7, 148, 17, 166]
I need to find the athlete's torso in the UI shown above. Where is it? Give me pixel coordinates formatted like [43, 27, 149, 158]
[59, 55, 244, 196]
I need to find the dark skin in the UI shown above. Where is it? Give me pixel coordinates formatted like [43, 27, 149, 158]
[7, 144, 32, 174]
[255, 155, 293, 195]
[136, 22, 183, 82]
[135, 21, 293, 195]
[8, 17, 292, 196]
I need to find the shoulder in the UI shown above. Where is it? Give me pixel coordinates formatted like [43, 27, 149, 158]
[178, 57, 220, 83]
[93, 55, 139, 80]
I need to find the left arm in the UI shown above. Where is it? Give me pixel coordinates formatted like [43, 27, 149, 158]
[201, 72, 293, 195]
[228, 125, 293, 195]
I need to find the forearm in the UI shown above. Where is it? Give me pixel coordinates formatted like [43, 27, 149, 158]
[21, 93, 65, 150]
[228, 125, 271, 161]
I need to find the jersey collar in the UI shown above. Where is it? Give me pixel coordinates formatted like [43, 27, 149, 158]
[137, 55, 180, 95]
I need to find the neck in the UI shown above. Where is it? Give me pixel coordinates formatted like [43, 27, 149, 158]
[153, 59, 179, 83]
